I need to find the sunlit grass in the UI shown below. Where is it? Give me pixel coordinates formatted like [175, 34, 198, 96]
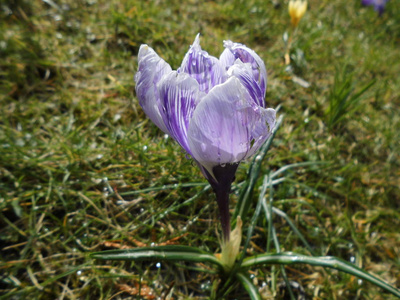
[1, 0, 399, 298]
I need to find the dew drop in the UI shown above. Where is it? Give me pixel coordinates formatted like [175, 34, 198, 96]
[142, 145, 148, 151]
[156, 262, 161, 268]
[15, 139, 25, 147]
[113, 114, 121, 122]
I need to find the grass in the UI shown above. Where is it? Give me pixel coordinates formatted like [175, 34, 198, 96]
[1, 0, 399, 298]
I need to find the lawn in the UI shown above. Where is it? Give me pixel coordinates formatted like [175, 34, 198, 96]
[1, 0, 399, 299]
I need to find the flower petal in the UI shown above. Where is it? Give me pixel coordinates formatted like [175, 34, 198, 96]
[188, 77, 276, 173]
[158, 71, 204, 154]
[135, 44, 173, 134]
[227, 60, 265, 108]
[220, 40, 267, 103]
[179, 34, 227, 94]
[361, 0, 375, 5]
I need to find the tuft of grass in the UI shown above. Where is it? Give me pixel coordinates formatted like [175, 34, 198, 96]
[325, 65, 375, 132]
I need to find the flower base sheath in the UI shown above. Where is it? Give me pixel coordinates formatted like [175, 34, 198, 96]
[135, 34, 276, 241]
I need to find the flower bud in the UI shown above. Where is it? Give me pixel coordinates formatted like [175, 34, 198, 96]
[289, 0, 307, 27]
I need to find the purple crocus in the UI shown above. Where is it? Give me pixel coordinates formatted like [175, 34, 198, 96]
[361, 0, 389, 15]
[135, 34, 276, 241]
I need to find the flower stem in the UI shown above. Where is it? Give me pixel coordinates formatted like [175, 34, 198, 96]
[215, 189, 231, 242]
[201, 163, 239, 242]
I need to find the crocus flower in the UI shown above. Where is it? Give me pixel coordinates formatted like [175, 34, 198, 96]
[288, 0, 308, 27]
[361, 0, 388, 15]
[135, 34, 276, 242]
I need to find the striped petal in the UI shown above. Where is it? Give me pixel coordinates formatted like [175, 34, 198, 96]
[179, 34, 227, 94]
[220, 40, 267, 105]
[135, 44, 173, 134]
[188, 77, 276, 174]
[227, 60, 265, 108]
[158, 71, 204, 154]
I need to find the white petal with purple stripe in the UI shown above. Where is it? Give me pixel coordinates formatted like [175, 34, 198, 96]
[135, 45, 173, 134]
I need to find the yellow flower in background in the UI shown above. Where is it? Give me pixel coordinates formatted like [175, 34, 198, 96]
[289, 0, 308, 27]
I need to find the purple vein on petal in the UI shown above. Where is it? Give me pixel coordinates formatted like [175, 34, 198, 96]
[179, 34, 227, 94]
[220, 40, 267, 102]
[228, 60, 265, 108]
[188, 77, 275, 175]
[158, 71, 204, 155]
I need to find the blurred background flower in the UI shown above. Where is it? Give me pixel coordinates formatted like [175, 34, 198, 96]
[288, 0, 308, 27]
[362, 0, 389, 15]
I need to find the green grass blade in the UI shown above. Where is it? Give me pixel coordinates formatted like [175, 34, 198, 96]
[91, 245, 223, 270]
[233, 115, 284, 222]
[242, 252, 400, 298]
[236, 272, 262, 300]
[272, 207, 316, 255]
[118, 182, 208, 196]
[263, 180, 296, 300]
[270, 161, 328, 179]
[238, 176, 270, 267]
